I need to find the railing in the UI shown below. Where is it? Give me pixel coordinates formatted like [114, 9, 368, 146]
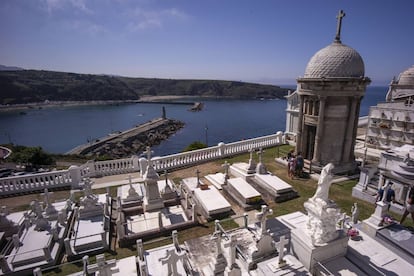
[0, 169, 75, 196]
[0, 132, 286, 197]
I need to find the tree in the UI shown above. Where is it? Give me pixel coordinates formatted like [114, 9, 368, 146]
[182, 141, 207, 152]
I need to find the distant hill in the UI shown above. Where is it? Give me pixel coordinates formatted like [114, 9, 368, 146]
[0, 64, 24, 71]
[0, 69, 290, 105]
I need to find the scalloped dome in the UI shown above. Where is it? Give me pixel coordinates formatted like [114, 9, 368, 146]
[397, 65, 414, 85]
[304, 41, 365, 78]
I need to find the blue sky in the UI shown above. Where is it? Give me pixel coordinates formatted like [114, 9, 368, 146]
[1, 0, 413, 85]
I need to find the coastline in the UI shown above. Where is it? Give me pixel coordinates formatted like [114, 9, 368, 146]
[0, 100, 138, 112]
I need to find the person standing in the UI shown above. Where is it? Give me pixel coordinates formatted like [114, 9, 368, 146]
[296, 152, 304, 178]
[400, 187, 414, 225]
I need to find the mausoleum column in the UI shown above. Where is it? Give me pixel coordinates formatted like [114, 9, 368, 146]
[296, 95, 304, 152]
[341, 96, 358, 163]
[312, 96, 326, 163]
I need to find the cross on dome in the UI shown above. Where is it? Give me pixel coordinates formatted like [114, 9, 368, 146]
[335, 10, 346, 43]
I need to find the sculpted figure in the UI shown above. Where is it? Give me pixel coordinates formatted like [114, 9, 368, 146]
[311, 163, 335, 202]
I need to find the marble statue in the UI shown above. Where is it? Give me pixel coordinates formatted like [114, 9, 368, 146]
[311, 163, 335, 202]
[304, 163, 340, 246]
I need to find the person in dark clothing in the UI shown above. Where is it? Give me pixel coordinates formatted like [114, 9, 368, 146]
[400, 187, 414, 225]
[295, 152, 304, 177]
[376, 183, 395, 210]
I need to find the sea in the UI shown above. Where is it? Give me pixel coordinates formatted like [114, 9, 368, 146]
[0, 86, 388, 157]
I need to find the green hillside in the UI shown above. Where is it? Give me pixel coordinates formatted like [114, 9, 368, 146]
[0, 70, 289, 105]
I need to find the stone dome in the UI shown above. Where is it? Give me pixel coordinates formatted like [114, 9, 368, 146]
[304, 41, 365, 78]
[397, 65, 414, 85]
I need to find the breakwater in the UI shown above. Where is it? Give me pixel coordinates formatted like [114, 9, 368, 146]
[67, 117, 184, 158]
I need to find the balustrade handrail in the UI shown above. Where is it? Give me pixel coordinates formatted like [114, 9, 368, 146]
[0, 132, 285, 196]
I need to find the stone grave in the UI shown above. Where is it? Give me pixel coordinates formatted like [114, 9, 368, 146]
[229, 148, 257, 180]
[137, 230, 194, 275]
[181, 176, 232, 219]
[64, 178, 111, 258]
[116, 174, 144, 209]
[224, 177, 262, 210]
[0, 191, 74, 275]
[253, 173, 298, 202]
[158, 170, 179, 203]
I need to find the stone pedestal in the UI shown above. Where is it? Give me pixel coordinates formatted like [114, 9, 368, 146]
[290, 228, 348, 273]
[304, 198, 340, 245]
[361, 201, 389, 237]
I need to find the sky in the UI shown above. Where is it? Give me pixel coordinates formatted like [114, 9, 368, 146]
[1, 0, 413, 86]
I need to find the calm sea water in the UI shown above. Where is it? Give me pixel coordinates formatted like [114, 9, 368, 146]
[0, 86, 388, 156]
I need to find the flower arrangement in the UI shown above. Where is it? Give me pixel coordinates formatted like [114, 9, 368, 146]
[347, 228, 359, 238]
[382, 215, 394, 225]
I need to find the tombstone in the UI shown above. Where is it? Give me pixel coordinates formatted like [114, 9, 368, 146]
[0, 206, 18, 237]
[304, 163, 340, 245]
[196, 169, 208, 190]
[209, 231, 227, 275]
[275, 235, 289, 267]
[251, 206, 276, 262]
[143, 146, 164, 211]
[42, 188, 58, 219]
[34, 213, 50, 231]
[136, 239, 144, 262]
[256, 148, 267, 175]
[223, 235, 241, 276]
[222, 161, 230, 184]
[247, 148, 256, 174]
[351, 202, 359, 225]
[160, 170, 177, 200]
[255, 205, 273, 236]
[87, 254, 118, 276]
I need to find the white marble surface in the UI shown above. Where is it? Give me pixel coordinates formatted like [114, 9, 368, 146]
[205, 173, 226, 190]
[227, 177, 260, 199]
[145, 244, 187, 275]
[254, 173, 293, 193]
[193, 187, 231, 216]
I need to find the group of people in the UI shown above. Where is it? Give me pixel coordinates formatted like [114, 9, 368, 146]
[287, 150, 304, 179]
[376, 182, 414, 225]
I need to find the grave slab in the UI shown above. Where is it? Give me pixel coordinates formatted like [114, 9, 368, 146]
[254, 173, 297, 202]
[205, 172, 226, 190]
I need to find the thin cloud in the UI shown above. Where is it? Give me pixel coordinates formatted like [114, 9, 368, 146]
[128, 7, 189, 31]
[42, 0, 93, 14]
[65, 19, 108, 36]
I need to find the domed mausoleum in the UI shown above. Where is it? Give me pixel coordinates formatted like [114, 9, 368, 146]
[385, 65, 414, 102]
[293, 10, 371, 173]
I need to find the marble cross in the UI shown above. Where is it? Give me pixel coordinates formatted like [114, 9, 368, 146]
[222, 161, 230, 180]
[256, 148, 265, 163]
[223, 234, 237, 265]
[275, 235, 289, 266]
[248, 147, 255, 160]
[137, 239, 144, 261]
[196, 169, 201, 186]
[255, 205, 273, 235]
[335, 10, 346, 42]
[144, 146, 152, 161]
[212, 232, 223, 255]
[87, 254, 118, 276]
[42, 188, 53, 207]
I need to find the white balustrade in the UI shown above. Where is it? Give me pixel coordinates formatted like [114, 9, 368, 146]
[0, 133, 285, 196]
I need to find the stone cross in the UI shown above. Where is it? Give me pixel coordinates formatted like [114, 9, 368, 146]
[159, 249, 186, 276]
[335, 10, 346, 42]
[212, 232, 223, 255]
[222, 161, 230, 180]
[249, 147, 255, 160]
[137, 239, 144, 261]
[172, 230, 180, 251]
[144, 146, 152, 162]
[83, 178, 93, 197]
[255, 205, 273, 235]
[256, 148, 265, 164]
[87, 254, 118, 276]
[223, 234, 237, 265]
[351, 202, 359, 225]
[42, 188, 53, 207]
[164, 170, 169, 185]
[196, 169, 201, 186]
[275, 235, 289, 266]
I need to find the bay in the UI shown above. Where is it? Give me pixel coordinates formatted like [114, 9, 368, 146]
[0, 86, 388, 156]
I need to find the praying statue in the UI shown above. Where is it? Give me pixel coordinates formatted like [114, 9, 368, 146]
[311, 163, 335, 202]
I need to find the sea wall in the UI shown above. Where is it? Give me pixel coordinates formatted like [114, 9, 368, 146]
[67, 118, 184, 158]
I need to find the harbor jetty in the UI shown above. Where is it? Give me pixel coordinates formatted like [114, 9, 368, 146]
[66, 117, 184, 158]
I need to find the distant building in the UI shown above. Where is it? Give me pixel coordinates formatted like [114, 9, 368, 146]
[365, 65, 414, 150]
[287, 11, 371, 173]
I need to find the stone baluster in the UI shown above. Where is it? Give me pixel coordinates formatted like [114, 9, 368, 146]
[82, 255, 89, 275]
[0, 255, 11, 273]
